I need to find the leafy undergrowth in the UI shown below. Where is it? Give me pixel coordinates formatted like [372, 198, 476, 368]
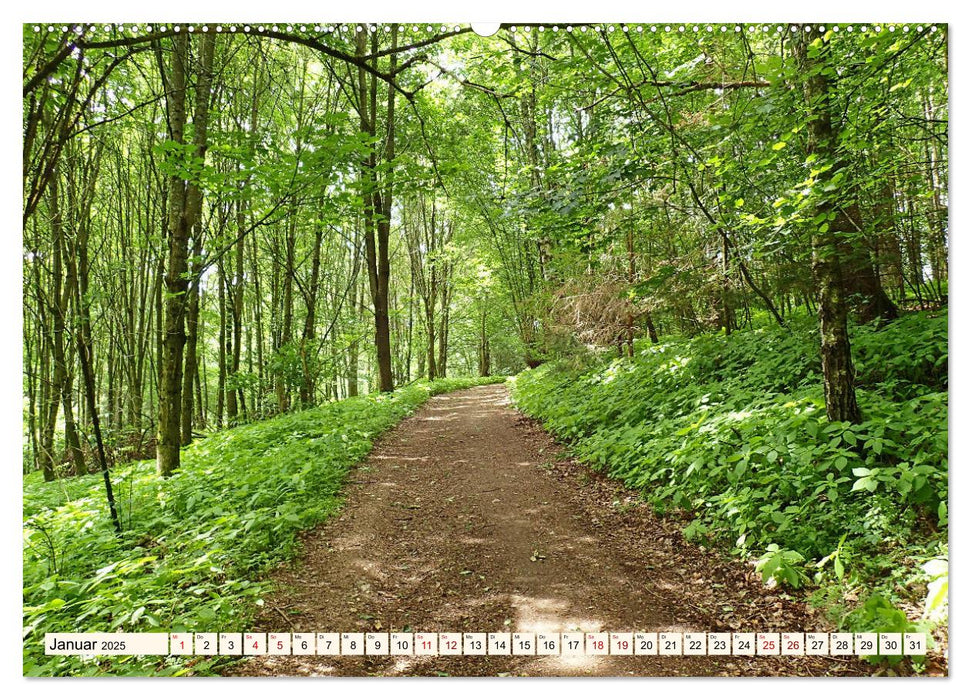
[23, 376, 505, 676]
[512, 311, 947, 650]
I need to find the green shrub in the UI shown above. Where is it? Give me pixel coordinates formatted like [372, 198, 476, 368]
[511, 312, 946, 613]
[852, 312, 947, 394]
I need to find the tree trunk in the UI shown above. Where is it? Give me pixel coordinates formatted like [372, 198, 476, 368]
[357, 28, 396, 393]
[794, 29, 862, 424]
[180, 229, 203, 445]
[426, 307, 437, 380]
[840, 203, 898, 324]
[645, 309, 659, 344]
[157, 33, 215, 476]
[39, 177, 66, 481]
[348, 261, 362, 397]
[478, 307, 491, 376]
[276, 211, 296, 412]
[156, 33, 190, 476]
[627, 221, 638, 354]
[300, 229, 323, 406]
[251, 226, 266, 411]
[438, 275, 450, 377]
[216, 259, 227, 427]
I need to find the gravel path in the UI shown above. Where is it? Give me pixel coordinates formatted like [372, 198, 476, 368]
[226, 384, 869, 677]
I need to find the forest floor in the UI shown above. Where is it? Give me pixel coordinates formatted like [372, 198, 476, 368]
[225, 384, 872, 677]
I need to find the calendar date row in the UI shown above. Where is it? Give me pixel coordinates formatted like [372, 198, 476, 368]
[47, 631, 928, 657]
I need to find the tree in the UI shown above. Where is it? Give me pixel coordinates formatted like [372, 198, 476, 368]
[792, 28, 863, 423]
[355, 27, 398, 392]
[21, 23, 945, 488]
[157, 32, 216, 476]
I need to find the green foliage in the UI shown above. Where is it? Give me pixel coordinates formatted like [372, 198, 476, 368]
[843, 594, 921, 665]
[512, 312, 946, 610]
[851, 312, 948, 396]
[23, 376, 504, 676]
[267, 341, 311, 394]
[756, 544, 809, 589]
[844, 594, 915, 637]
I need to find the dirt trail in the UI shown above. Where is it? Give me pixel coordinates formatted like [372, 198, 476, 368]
[228, 384, 868, 677]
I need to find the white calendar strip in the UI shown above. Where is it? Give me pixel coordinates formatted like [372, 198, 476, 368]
[44, 632, 929, 657]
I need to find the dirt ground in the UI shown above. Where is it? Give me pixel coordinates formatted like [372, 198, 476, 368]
[225, 384, 876, 677]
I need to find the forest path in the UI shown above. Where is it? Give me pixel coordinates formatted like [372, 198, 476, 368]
[227, 384, 867, 677]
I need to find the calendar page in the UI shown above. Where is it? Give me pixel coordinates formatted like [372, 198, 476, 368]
[18, 0, 950, 685]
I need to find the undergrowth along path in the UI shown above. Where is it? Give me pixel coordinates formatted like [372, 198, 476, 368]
[229, 384, 869, 677]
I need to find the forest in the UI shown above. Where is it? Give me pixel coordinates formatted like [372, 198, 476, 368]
[23, 22, 947, 677]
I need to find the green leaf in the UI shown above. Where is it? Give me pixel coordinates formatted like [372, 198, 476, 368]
[130, 606, 146, 624]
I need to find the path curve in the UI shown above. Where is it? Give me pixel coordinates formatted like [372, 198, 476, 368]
[227, 384, 867, 677]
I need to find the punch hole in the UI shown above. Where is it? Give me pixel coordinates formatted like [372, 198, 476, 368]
[472, 23, 501, 37]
